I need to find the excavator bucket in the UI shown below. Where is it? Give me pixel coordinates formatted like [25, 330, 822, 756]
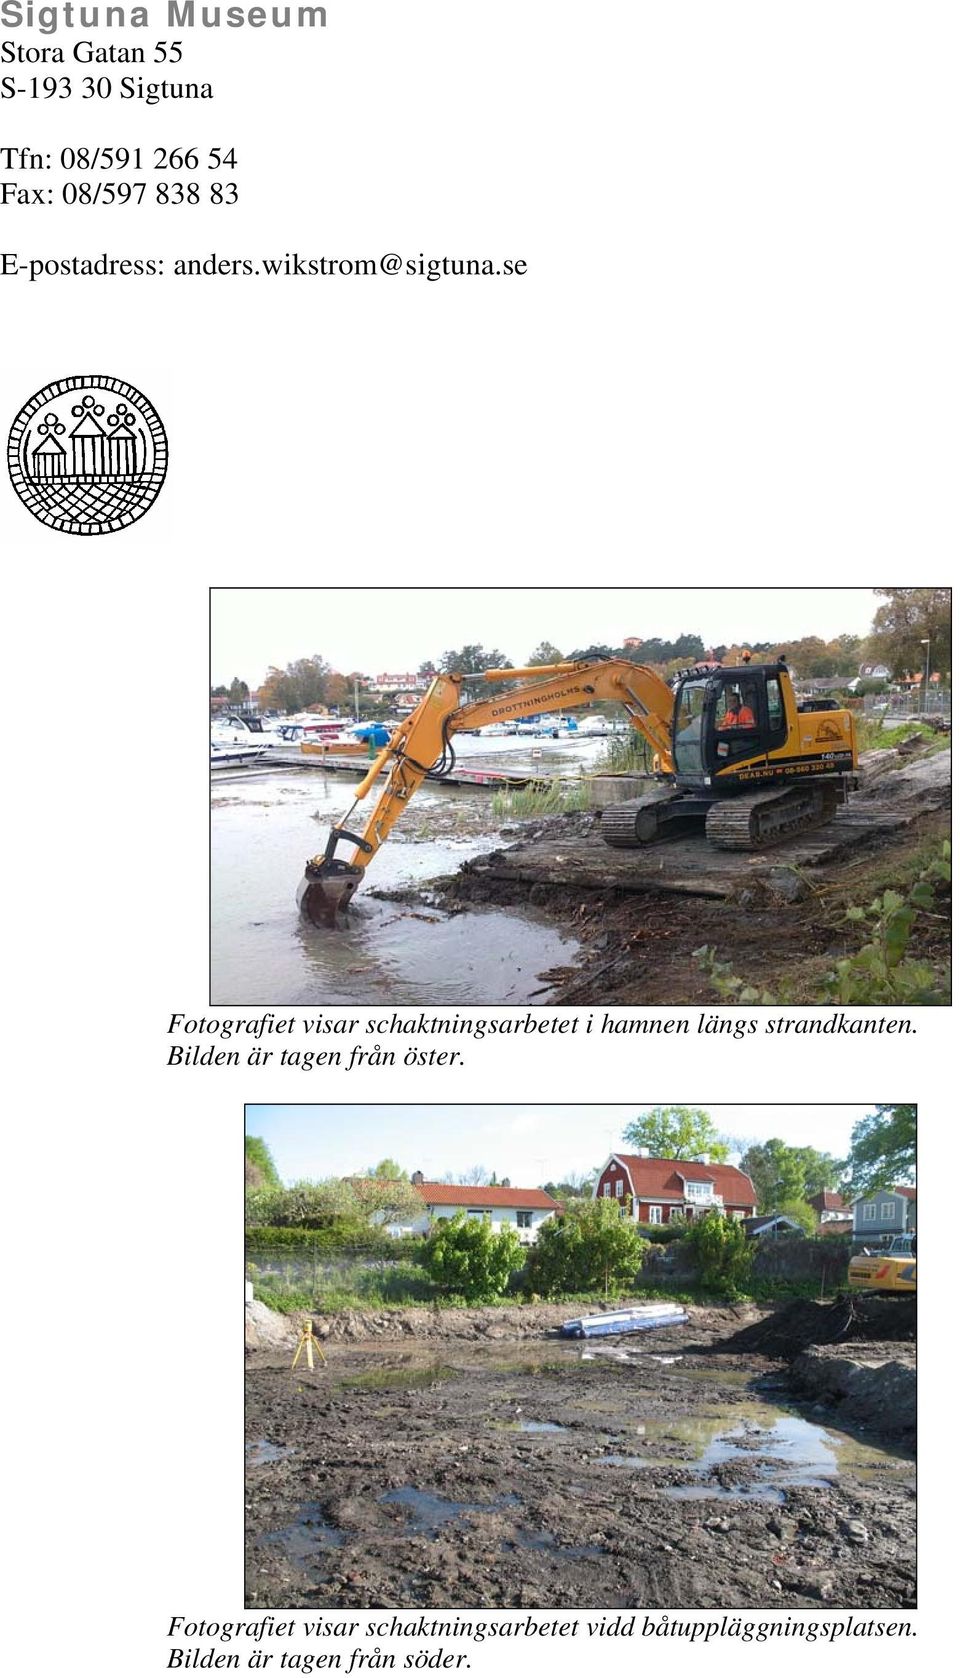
[296, 866, 362, 928]
[297, 829, 372, 927]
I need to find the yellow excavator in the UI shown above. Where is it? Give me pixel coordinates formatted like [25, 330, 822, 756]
[298, 656, 859, 925]
[847, 1234, 917, 1293]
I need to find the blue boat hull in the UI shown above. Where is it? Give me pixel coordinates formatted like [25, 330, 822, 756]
[561, 1309, 688, 1339]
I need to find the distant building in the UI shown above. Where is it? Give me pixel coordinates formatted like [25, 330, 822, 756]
[593, 1154, 756, 1224]
[852, 1185, 916, 1245]
[808, 1189, 852, 1236]
[743, 1214, 804, 1239]
[366, 672, 434, 694]
[353, 1172, 562, 1246]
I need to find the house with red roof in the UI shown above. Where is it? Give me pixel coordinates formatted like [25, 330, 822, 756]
[362, 1171, 562, 1245]
[593, 1153, 756, 1226]
[808, 1189, 853, 1236]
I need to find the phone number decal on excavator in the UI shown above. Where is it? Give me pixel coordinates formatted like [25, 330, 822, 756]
[734, 755, 854, 782]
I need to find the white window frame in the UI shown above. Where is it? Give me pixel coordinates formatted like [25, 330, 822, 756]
[615, 1179, 624, 1197]
[603, 1182, 612, 1197]
[648, 1206, 662, 1225]
[516, 1209, 533, 1229]
[687, 1181, 713, 1202]
[669, 1207, 685, 1223]
[863, 1203, 877, 1222]
[881, 1201, 897, 1219]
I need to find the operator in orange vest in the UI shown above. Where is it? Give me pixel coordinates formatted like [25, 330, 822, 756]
[718, 687, 756, 729]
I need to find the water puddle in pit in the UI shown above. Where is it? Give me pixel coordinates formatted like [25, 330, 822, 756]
[246, 1439, 292, 1466]
[380, 1487, 521, 1536]
[211, 771, 580, 1004]
[340, 1365, 458, 1392]
[261, 1502, 345, 1581]
[658, 1409, 908, 1504]
[492, 1419, 568, 1433]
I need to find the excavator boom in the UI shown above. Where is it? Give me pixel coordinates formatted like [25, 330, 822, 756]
[298, 659, 677, 925]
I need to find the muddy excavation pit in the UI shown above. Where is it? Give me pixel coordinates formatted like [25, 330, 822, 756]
[245, 1318, 916, 1610]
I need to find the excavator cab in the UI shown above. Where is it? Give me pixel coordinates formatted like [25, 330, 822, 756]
[672, 664, 791, 789]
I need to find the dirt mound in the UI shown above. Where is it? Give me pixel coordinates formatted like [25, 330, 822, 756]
[722, 1295, 916, 1360]
[245, 1300, 297, 1353]
[790, 1344, 916, 1443]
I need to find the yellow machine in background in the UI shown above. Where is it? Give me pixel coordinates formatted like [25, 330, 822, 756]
[298, 655, 860, 924]
[848, 1234, 917, 1293]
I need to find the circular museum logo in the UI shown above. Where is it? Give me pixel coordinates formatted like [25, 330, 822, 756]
[8, 375, 167, 535]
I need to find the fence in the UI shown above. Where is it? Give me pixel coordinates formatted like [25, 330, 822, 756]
[642, 1232, 852, 1289]
[863, 690, 951, 719]
[245, 1240, 432, 1308]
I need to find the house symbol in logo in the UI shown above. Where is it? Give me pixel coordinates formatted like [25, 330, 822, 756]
[8, 376, 167, 536]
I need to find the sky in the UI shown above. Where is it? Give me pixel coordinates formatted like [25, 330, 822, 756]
[212, 588, 878, 688]
[245, 1104, 870, 1186]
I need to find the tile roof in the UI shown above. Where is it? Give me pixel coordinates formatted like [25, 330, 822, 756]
[607, 1155, 756, 1204]
[809, 1190, 850, 1213]
[415, 1182, 562, 1211]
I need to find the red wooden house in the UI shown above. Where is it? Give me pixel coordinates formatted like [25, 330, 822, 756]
[593, 1153, 756, 1226]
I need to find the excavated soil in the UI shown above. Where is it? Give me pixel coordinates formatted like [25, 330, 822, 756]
[379, 757, 950, 1004]
[723, 1295, 916, 1358]
[245, 1304, 915, 1611]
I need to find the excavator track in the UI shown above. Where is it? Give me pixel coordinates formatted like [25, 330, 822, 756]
[601, 792, 713, 848]
[704, 782, 840, 851]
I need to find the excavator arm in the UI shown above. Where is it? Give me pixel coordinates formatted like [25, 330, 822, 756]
[298, 659, 676, 924]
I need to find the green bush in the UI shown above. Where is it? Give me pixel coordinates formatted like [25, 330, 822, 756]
[525, 1200, 649, 1298]
[824, 842, 951, 1005]
[694, 840, 951, 1007]
[245, 1220, 393, 1252]
[422, 1212, 522, 1303]
[682, 1211, 754, 1296]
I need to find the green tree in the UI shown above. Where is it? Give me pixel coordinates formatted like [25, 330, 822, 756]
[739, 1140, 843, 1212]
[528, 641, 565, 666]
[778, 1198, 817, 1235]
[245, 1177, 358, 1228]
[258, 654, 333, 715]
[525, 1200, 648, 1297]
[683, 1210, 754, 1294]
[740, 1140, 805, 1210]
[568, 643, 614, 661]
[228, 676, 249, 704]
[365, 1158, 408, 1181]
[845, 1105, 917, 1195]
[245, 1135, 281, 1190]
[794, 1147, 844, 1198]
[422, 1212, 522, 1302]
[869, 588, 951, 682]
[623, 1107, 727, 1162]
[436, 645, 515, 697]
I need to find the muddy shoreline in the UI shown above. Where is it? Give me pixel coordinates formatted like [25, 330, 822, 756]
[381, 800, 950, 1005]
[245, 1304, 916, 1611]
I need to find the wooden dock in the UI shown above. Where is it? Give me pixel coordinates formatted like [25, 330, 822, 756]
[210, 751, 555, 790]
